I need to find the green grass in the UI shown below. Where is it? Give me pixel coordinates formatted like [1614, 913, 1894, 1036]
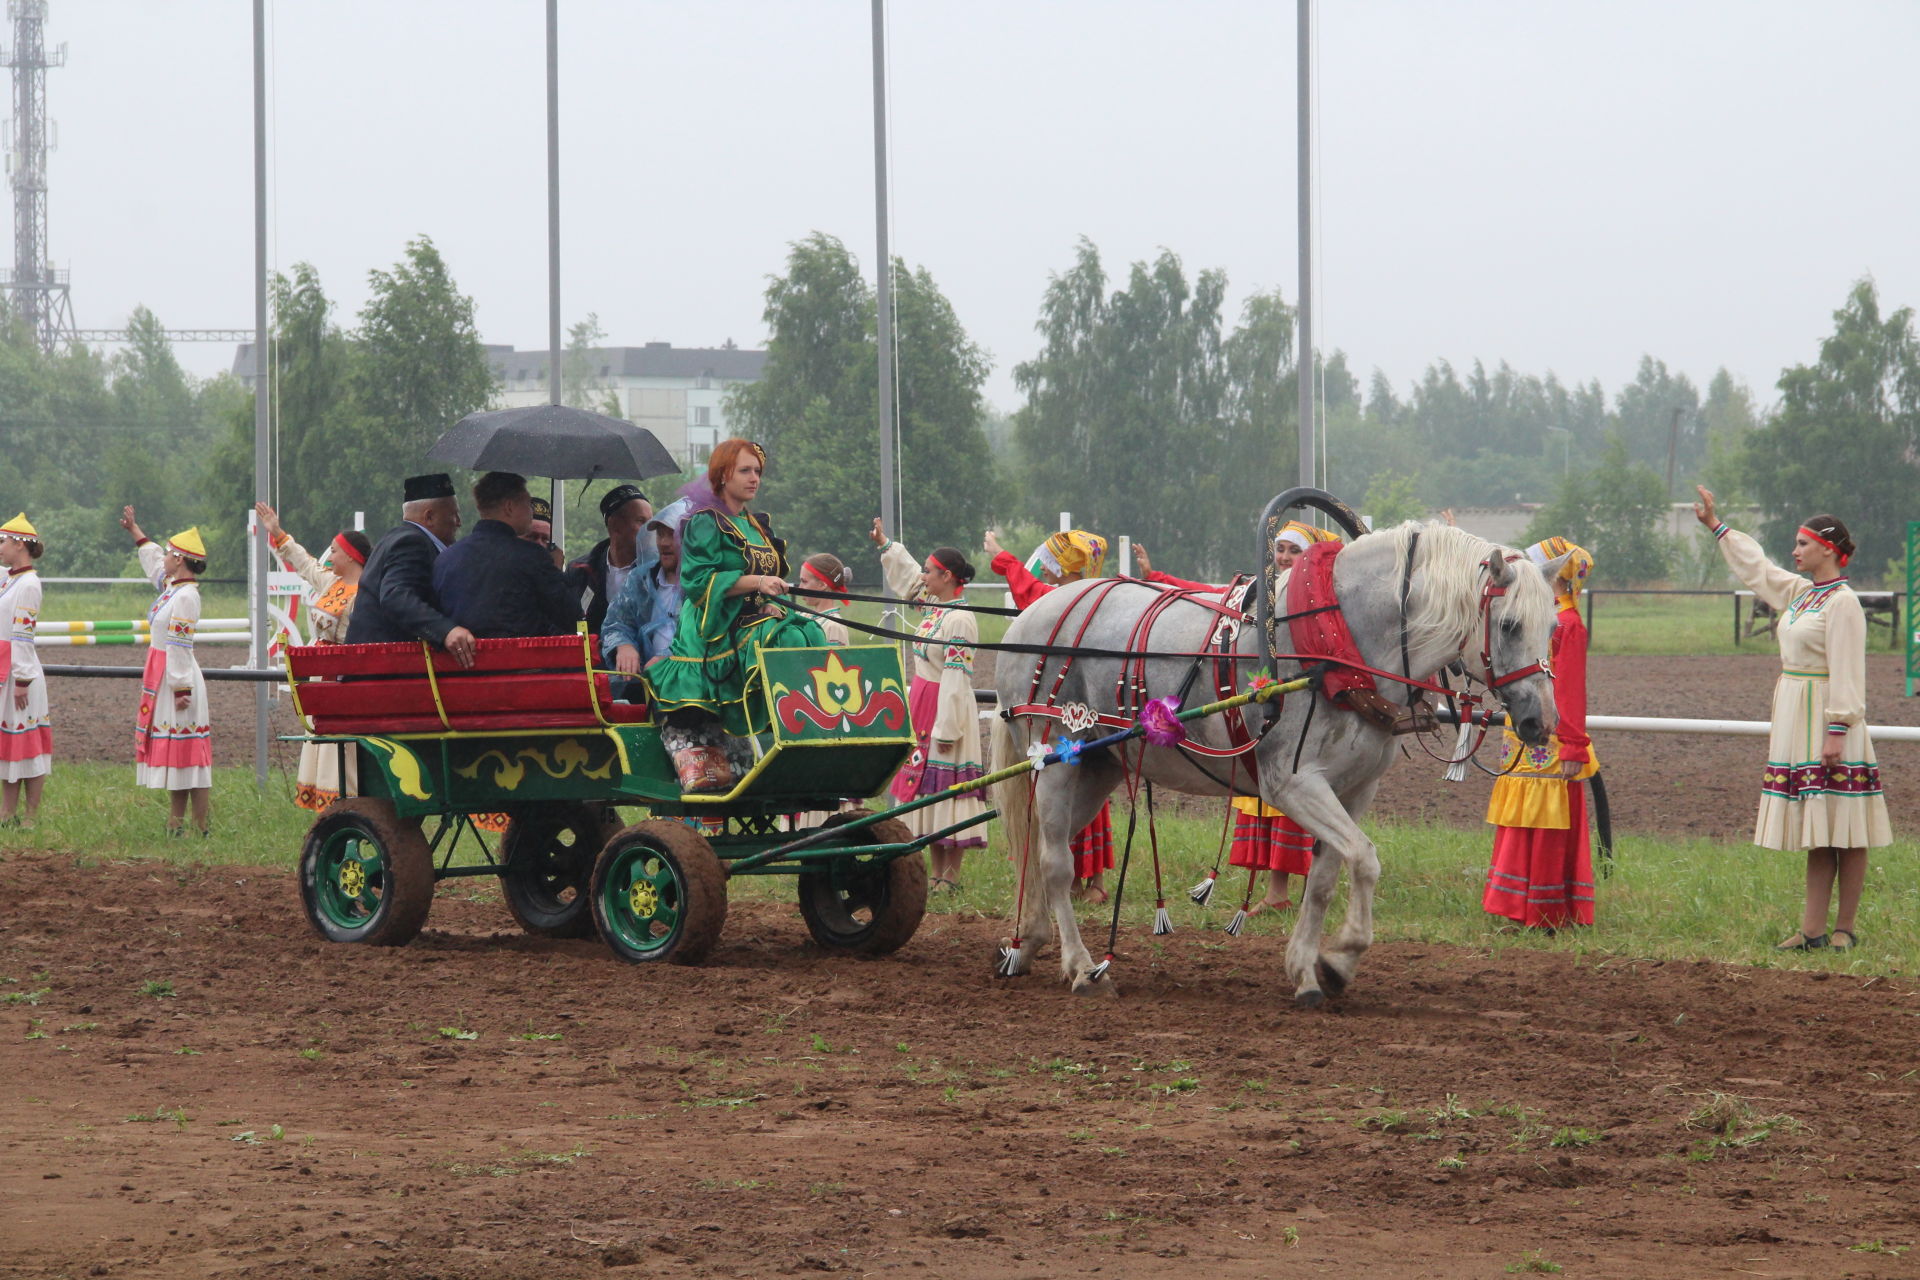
[40, 586, 254, 625]
[4, 765, 1910, 977]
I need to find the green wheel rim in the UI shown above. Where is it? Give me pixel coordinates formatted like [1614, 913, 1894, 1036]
[598, 843, 684, 955]
[313, 826, 391, 932]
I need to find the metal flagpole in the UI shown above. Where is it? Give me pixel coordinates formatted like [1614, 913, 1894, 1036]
[1295, 0, 1315, 490]
[546, 0, 566, 550]
[870, 0, 901, 630]
[251, 0, 270, 786]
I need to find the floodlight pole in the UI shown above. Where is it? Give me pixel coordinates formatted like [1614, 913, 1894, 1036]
[545, 0, 565, 549]
[1296, 0, 1315, 490]
[871, 0, 901, 626]
[250, 0, 269, 786]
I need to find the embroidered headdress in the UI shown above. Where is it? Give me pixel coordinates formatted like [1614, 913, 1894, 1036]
[1525, 536, 1592, 610]
[0, 513, 38, 543]
[1038, 530, 1108, 579]
[168, 527, 208, 560]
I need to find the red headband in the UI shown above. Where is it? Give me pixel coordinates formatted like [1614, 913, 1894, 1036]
[331, 533, 368, 566]
[1798, 526, 1849, 568]
[801, 565, 847, 594]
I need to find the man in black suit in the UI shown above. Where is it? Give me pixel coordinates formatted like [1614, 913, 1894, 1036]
[433, 471, 584, 639]
[344, 473, 478, 667]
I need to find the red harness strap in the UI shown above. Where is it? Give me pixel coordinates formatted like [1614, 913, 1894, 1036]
[1285, 542, 1376, 706]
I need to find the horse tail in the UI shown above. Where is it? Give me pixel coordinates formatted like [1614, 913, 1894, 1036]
[989, 712, 1034, 878]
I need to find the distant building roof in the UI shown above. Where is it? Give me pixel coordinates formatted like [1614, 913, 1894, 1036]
[233, 339, 766, 382]
[490, 342, 767, 382]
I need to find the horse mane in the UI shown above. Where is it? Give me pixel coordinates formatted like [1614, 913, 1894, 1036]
[1353, 520, 1544, 654]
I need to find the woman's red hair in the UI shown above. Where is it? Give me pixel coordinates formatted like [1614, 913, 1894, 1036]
[706, 439, 767, 494]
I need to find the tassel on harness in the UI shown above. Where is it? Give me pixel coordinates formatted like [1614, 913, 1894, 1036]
[1087, 953, 1114, 983]
[996, 938, 1026, 977]
[1153, 901, 1173, 936]
[1442, 721, 1475, 782]
[1188, 869, 1219, 907]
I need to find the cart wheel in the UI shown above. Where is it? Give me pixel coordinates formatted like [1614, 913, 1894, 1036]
[500, 803, 622, 938]
[796, 813, 927, 955]
[590, 820, 728, 965]
[298, 798, 433, 946]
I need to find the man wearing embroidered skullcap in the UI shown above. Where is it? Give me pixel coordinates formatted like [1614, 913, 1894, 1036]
[344, 473, 478, 667]
[566, 482, 655, 636]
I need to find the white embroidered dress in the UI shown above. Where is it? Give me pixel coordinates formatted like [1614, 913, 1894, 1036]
[0, 568, 51, 780]
[1716, 527, 1892, 851]
[880, 541, 987, 848]
[133, 542, 212, 791]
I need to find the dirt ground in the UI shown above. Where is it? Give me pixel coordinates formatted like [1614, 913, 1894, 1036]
[4, 651, 1918, 1278]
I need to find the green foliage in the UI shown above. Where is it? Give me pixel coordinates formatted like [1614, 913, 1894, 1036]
[1014, 239, 1287, 576]
[1360, 471, 1426, 528]
[728, 232, 995, 567]
[1524, 437, 1673, 584]
[1743, 278, 1920, 584]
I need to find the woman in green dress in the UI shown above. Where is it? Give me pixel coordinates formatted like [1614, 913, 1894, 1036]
[647, 439, 823, 791]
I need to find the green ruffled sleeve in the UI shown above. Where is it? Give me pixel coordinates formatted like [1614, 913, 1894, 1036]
[678, 511, 747, 644]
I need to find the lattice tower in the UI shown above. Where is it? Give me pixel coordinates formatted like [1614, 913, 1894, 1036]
[1, 0, 74, 353]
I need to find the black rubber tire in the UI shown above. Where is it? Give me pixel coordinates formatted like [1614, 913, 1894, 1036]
[795, 812, 927, 956]
[500, 803, 623, 938]
[298, 798, 434, 946]
[590, 820, 728, 965]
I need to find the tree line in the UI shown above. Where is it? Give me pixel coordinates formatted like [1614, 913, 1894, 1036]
[5, 231, 1916, 590]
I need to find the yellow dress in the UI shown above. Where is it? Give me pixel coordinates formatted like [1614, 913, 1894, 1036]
[1717, 528, 1892, 851]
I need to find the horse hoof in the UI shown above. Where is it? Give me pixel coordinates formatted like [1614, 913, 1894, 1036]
[1071, 974, 1120, 1000]
[1315, 957, 1350, 998]
[1294, 987, 1325, 1009]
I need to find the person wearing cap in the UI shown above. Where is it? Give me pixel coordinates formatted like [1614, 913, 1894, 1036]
[254, 503, 372, 810]
[344, 473, 477, 667]
[647, 441, 822, 792]
[523, 495, 570, 571]
[120, 506, 213, 835]
[601, 497, 691, 697]
[871, 517, 987, 892]
[1695, 486, 1892, 953]
[0, 514, 51, 825]
[1130, 519, 1326, 592]
[566, 482, 654, 637]
[432, 472, 584, 640]
[1482, 536, 1599, 931]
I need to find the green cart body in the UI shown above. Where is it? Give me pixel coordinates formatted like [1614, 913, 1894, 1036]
[285, 635, 952, 962]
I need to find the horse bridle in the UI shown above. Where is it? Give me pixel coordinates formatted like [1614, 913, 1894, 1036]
[1471, 553, 1552, 692]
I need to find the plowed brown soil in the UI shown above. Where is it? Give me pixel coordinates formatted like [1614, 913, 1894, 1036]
[3, 651, 1918, 1278]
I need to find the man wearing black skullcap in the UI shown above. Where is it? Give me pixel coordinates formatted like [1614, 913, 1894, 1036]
[525, 495, 563, 568]
[434, 472, 583, 639]
[565, 482, 653, 636]
[344, 473, 478, 667]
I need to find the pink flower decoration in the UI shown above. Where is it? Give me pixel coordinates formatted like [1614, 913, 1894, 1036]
[1138, 695, 1186, 748]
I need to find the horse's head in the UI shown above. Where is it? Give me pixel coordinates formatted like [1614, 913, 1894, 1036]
[1473, 549, 1558, 747]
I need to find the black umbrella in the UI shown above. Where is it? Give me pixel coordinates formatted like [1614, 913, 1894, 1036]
[428, 404, 680, 481]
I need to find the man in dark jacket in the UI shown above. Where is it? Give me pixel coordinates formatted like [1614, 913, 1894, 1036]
[566, 483, 653, 635]
[344, 473, 478, 667]
[433, 472, 584, 639]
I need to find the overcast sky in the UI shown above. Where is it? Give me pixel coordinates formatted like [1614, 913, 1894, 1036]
[29, 0, 1920, 413]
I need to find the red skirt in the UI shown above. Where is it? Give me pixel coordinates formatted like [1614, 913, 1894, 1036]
[1483, 783, 1594, 927]
[1071, 803, 1114, 878]
[1228, 811, 1315, 875]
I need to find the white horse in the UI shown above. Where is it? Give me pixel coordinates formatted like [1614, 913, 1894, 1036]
[990, 519, 1560, 1005]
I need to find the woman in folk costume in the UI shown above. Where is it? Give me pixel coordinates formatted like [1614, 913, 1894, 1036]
[121, 507, 212, 835]
[983, 527, 1119, 901]
[1482, 536, 1598, 929]
[0, 515, 52, 825]
[797, 552, 852, 647]
[1694, 487, 1892, 952]
[1226, 522, 1339, 916]
[256, 502, 372, 811]
[873, 519, 987, 893]
[647, 440, 824, 793]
